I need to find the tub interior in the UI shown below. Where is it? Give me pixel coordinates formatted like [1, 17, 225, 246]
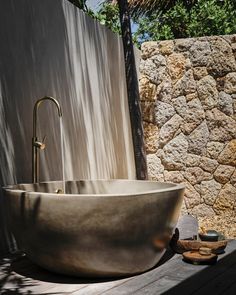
[7, 180, 178, 195]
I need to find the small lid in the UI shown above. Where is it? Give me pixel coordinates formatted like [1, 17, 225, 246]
[199, 247, 212, 255]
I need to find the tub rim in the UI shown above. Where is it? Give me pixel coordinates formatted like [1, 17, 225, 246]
[2, 179, 185, 198]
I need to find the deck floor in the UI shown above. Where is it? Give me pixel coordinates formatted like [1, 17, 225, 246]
[1, 240, 236, 295]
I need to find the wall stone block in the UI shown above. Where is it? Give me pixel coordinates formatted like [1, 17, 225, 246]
[147, 154, 164, 181]
[193, 67, 208, 80]
[139, 76, 157, 101]
[184, 182, 201, 208]
[186, 92, 198, 102]
[199, 156, 218, 173]
[191, 204, 215, 218]
[162, 133, 188, 170]
[188, 121, 209, 154]
[159, 114, 183, 147]
[206, 141, 225, 159]
[213, 183, 236, 214]
[214, 164, 235, 184]
[164, 170, 185, 183]
[197, 75, 218, 110]
[158, 40, 174, 55]
[173, 69, 196, 97]
[215, 76, 225, 92]
[178, 98, 205, 134]
[206, 108, 236, 142]
[232, 43, 236, 59]
[183, 167, 212, 185]
[151, 54, 167, 67]
[154, 101, 175, 127]
[200, 179, 221, 206]
[175, 38, 194, 52]
[186, 154, 201, 167]
[189, 40, 211, 66]
[218, 139, 236, 166]
[233, 99, 236, 118]
[224, 72, 236, 94]
[143, 122, 159, 153]
[167, 53, 187, 82]
[156, 79, 173, 103]
[141, 41, 159, 59]
[141, 101, 156, 123]
[139, 58, 162, 85]
[140, 55, 169, 85]
[218, 91, 233, 115]
[230, 170, 236, 187]
[207, 37, 236, 76]
[222, 35, 236, 44]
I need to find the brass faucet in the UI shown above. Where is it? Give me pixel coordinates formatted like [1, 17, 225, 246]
[32, 96, 62, 183]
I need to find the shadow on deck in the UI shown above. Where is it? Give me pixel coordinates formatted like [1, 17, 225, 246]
[1, 245, 236, 294]
[163, 249, 236, 295]
[0, 250, 174, 294]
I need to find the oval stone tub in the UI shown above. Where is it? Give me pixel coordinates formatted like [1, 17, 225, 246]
[3, 180, 185, 277]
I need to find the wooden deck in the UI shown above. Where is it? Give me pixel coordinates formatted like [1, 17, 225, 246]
[1, 240, 236, 295]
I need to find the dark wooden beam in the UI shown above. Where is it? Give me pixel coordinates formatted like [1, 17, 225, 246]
[117, 0, 147, 180]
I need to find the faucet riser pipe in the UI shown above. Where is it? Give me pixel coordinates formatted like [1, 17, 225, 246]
[32, 96, 62, 183]
[32, 137, 39, 183]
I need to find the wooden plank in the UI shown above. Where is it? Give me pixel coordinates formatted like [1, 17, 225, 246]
[38, 283, 87, 294]
[131, 276, 181, 295]
[191, 260, 236, 295]
[162, 262, 205, 281]
[70, 277, 132, 295]
[223, 282, 236, 295]
[100, 256, 183, 294]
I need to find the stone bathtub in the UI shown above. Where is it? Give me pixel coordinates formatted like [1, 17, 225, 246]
[3, 180, 184, 277]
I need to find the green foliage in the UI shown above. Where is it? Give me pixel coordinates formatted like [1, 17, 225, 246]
[186, 0, 236, 37]
[133, 0, 236, 43]
[68, 0, 236, 47]
[95, 2, 121, 35]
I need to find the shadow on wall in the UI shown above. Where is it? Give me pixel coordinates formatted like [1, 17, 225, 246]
[0, 0, 135, 253]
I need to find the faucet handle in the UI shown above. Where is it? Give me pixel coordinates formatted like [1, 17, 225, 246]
[34, 135, 46, 150]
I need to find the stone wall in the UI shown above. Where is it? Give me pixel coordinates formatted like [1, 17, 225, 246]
[140, 35, 236, 237]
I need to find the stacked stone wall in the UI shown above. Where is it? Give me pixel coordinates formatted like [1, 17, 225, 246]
[140, 35, 236, 237]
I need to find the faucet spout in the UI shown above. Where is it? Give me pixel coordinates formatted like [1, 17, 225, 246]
[32, 96, 62, 183]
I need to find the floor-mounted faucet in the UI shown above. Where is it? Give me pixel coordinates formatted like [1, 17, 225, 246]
[32, 96, 62, 183]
